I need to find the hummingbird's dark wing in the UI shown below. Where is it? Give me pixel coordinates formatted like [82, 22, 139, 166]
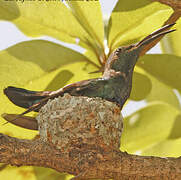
[4, 86, 51, 111]
[3, 78, 104, 114]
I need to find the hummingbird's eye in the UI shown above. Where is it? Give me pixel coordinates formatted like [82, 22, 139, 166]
[115, 47, 123, 54]
[115, 45, 135, 55]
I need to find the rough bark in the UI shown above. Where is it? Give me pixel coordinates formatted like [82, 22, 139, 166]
[0, 133, 181, 179]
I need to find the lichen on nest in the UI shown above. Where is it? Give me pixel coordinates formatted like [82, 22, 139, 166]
[36, 93, 123, 150]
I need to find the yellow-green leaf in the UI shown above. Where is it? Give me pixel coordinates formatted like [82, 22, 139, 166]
[0, 166, 36, 180]
[84, 49, 101, 67]
[108, 0, 172, 51]
[134, 65, 180, 110]
[24, 61, 98, 93]
[33, 167, 73, 180]
[121, 102, 179, 153]
[142, 138, 181, 157]
[130, 72, 152, 101]
[67, 1, 104, 50]
[137, 54, 181, 92]
[161, 18, 181, 57]
[146, 72, 180, 110]
[0, 1, 19, 20]
[0, 1, 90, 44]
[0, 40, 92, 86]
[0, 166, 73, 180]
[168, 114, 181, 139]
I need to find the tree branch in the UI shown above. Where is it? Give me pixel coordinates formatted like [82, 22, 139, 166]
[0, 133, 181, 179]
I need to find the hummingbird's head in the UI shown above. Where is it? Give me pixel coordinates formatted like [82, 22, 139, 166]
[105, 23, 176, 75]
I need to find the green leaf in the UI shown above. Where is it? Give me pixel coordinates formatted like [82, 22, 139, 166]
[142, 138, 181, 157]
[131, 66, 180, 109]
[161, 18, 181, 57]
[121, 102, 179, 153]
[146, 72, 180, 110]
[137, 54, 181, 92]
[130, 71, 152, 101]
[0, 166, 73, 180]
[23, 61, 98, 93]
[84, 49, 101, 67]
[0, 1, 90, 44]
[107, 0, 173, 51]
[168, 114, 181, 139]
[0, 166, 36, 180]
[0, 1, 19, 20]
[0, 40, 97, 138]
[33, 167, 73, 180]
[45, 70, 74, 91]
[67, 1, 104, 50]
[0, 40, 92, 86]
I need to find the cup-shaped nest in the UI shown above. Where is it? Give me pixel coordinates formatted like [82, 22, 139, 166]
[36, 93, 123, 151]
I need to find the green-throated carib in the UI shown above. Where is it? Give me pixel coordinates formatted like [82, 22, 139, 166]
[2, 23, 176, 130]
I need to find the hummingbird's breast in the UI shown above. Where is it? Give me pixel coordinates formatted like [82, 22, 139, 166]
[104, 75, 132, 108]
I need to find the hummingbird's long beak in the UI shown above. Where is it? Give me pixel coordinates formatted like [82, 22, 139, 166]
[136, 23, 176, 55]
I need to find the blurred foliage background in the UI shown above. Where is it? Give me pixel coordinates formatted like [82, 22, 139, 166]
[0, 0, 181, 179]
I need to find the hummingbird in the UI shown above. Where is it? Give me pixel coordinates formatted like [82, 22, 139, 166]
[2, 23, 176, 130]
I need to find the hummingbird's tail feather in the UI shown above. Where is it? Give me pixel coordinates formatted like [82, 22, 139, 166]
[4, 86, 51, 110]
[3, 86, 55, 125]
[3, 86, 65, 125]
[2, 113, 38, 130]
[2, 87, 54, 127]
